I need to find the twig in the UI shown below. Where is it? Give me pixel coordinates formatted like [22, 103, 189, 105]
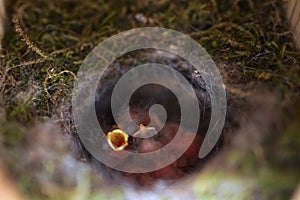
[12, 16, 53, 61]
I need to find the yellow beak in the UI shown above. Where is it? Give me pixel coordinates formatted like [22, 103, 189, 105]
[107, 129, 129, 151]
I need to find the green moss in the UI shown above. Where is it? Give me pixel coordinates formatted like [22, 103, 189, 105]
[266, 102, 300, 166]
[0, 121, 23, 147]
[2, 0, 299, 120]
[1, 0, 300, 199]
[192, 171, 255, 200]
[89, 191, 125, 200]
[257, 167, 298, 200]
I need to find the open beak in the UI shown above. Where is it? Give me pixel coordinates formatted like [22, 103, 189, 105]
[107, 129, 128, 151]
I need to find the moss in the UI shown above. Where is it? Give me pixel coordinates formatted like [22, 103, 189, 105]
[2, 0, 299, 120]
[192, 170, 255, 200]
[258, 99, 300, 199]
[192, 155, 299, 200]
[1, 0, 300, 199]
[0, 121, 23, 147]
[257, 167, 298, 200]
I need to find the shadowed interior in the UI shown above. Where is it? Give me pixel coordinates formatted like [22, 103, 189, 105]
[92, 49, 223, 187]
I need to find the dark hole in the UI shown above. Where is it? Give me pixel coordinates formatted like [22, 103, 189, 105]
[90, 49, 222, 187]
[129, 83, 181, 126]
